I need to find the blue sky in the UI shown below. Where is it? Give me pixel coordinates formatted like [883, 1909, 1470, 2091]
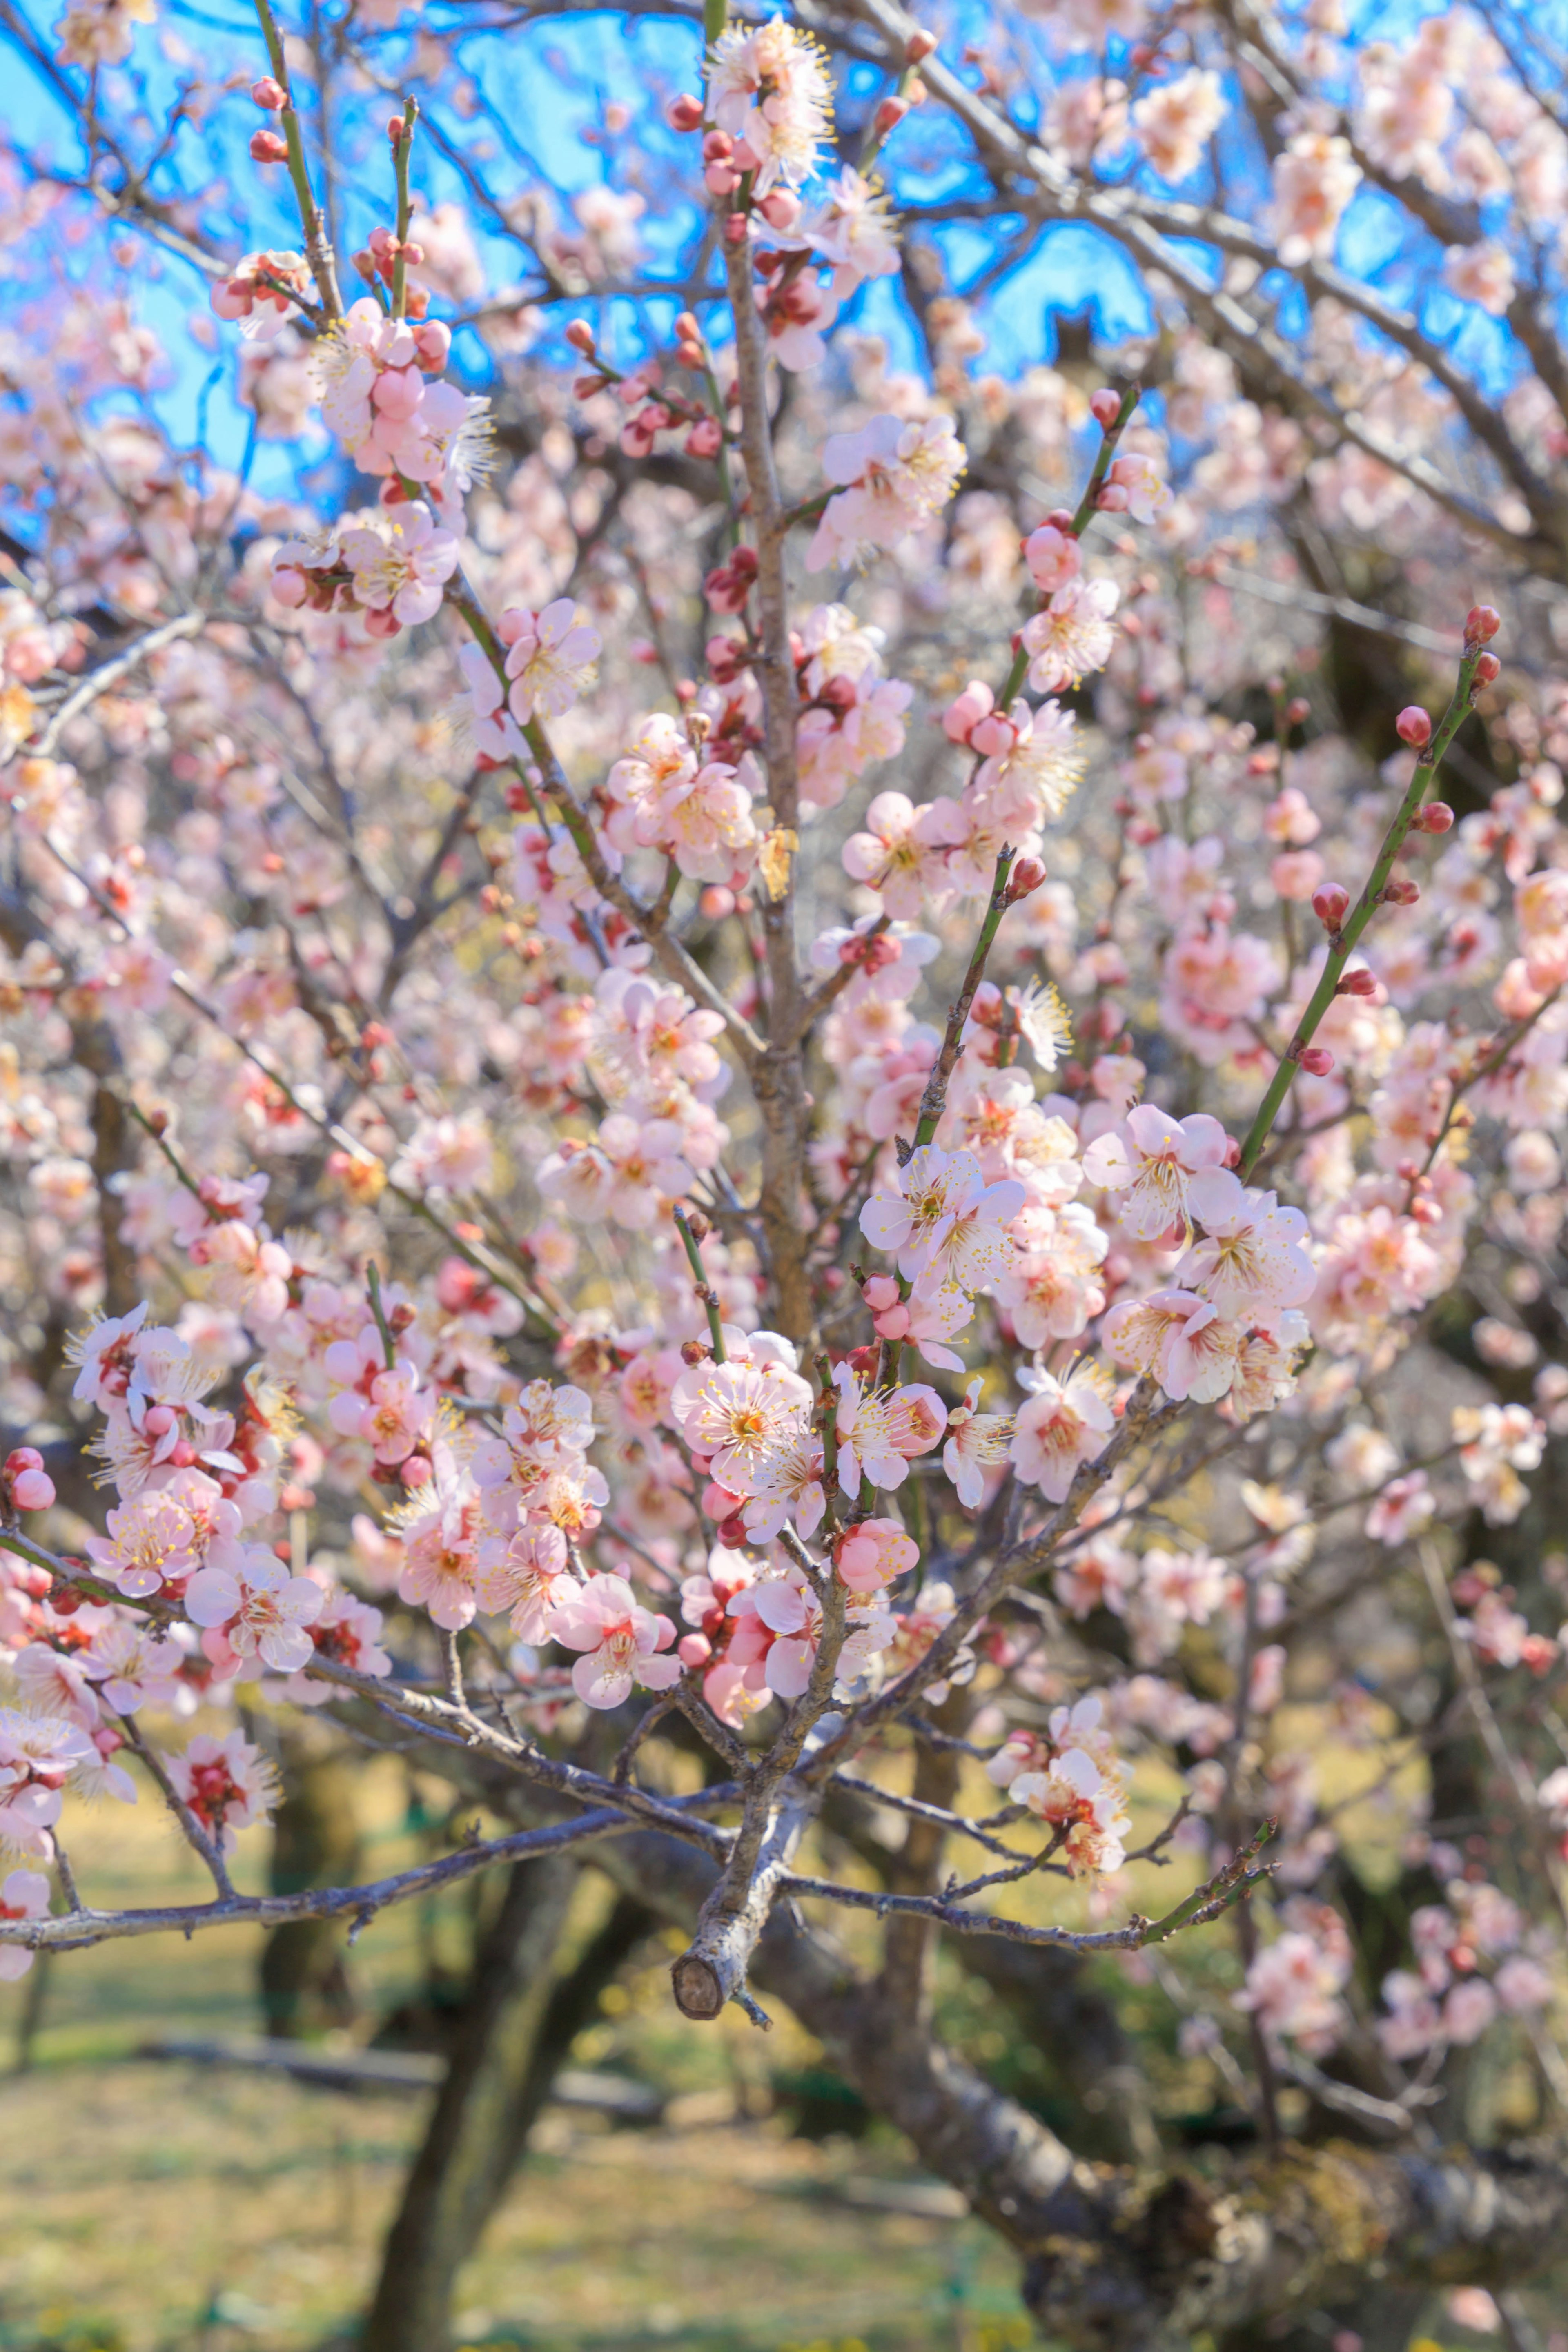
[0, 0, 1529, 495]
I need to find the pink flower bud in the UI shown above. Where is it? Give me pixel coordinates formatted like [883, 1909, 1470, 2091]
[685, 416, 723, 459]
[1379, 877, 1420, 905]
[371, 365, 423, 420]
[705, 160, 743, 196]
[906, 27, 938, 59]
[1298, 1045, 1335, 1076]
[1022, 522, 1081, 593]
[399, 1453, 432, 1489]
[1095, 481, 1130, 512]
[1464, 603, 1501, 646]
[941, 680, 994, 743]
[564, 318, 596, 355]
[758, 189, 801, 231]
[702, 128, 733, 161]
[270, 564, 307, 608]
[1395, 705, 1432, 748]
[1008, 855, 1047, 901]
[411, 320, 451, 372]
[5, 1447, 43, 1474]
[668, 93, 706, 132]
[1410, 800, 1454, 833]
[678, 1632, 712, 1668]
[724, 211, 750, 245]
[1311, 882, 1351, 929]
[1089, 386, 1122, 429]
[1336, 968, 1379, 997]
[11, 1468, 54, 1512]
[1474, 650, 1501, 686]
[874, 96, 910, 134]
[249, 129, 290, 163]
[363, 607, 402, 639]
[251, 76, 286, 108]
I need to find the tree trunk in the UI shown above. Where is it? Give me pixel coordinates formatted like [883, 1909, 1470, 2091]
[361, 1859, 651, 2352]
[260, 1727, 363, 2037]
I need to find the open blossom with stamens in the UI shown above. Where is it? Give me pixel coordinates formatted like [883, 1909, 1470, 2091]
[475, 1522, 577, 1640]
[1178, 1169, 1317, 1318]
[1102, 1286, 1245, 1404]
[1021, 577, 1119, 693]
[707, 15, 834, 192]
[164, 1730, 280, 1851]
[184, 1546, 325, 1673]
[669, 1343, 814, 1493]
[806, 414, 967, 570]
[339, 503, 458, 626]
[84, 1488, 215, 1598]
[80, 1622, 186, 1715]
[1082, 1104, 1232, 1239]
[395, 1460, 486, 1629]
[500, 598, 602, 722]
[942, 1376, 1016, 1509]
[1011, 1362, 1114, 1501]
[860, 1143, 1025, 1296]
[546, 1570, 679, 1708]
[740, 1429, 827, 1541]
[1011, 1745, 1131, 1878]
[967, 698, 1085, 832]
[832, 1366, 947, 1497]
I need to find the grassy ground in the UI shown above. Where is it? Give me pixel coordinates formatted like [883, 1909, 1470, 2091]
[0, 1775, 1031, 2352]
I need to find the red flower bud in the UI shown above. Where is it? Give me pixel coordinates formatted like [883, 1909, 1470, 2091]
[1298, 1046, 1335, 1076]
[873, 94, 910, 133]
[1335, 968, 1379, 996]
[1395, 705, 1432, 748]
[667, 92, 706, 132]
[1378, 877, 1420, 905]
[1410, 800, 1454, 833]
[1474, 650, 1501, 686]
[249, 129, 290, 163]
[1311, 882, 1351, 929]
[1464, 603, 1501, 646]
[905, 27, 938, 59]
[250, 76, 286, 108]
[1007, 856, 1047, 902]
[702, 129, 733, 161]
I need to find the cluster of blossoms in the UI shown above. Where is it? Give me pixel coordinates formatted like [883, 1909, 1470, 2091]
[8, 0, 1568, 2268]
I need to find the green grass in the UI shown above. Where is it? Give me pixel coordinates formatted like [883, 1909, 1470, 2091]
[0, 1788, 1029, 2352]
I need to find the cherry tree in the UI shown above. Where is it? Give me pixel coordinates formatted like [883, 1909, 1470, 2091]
[3, 0, 1568, 2346]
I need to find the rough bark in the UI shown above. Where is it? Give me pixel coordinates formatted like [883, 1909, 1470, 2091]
[260, 1728, 364, 2037]
[361, 1857, 578, 2352]
[361, 1861, 651, 2352]
[595, 1828, 1568, 2351]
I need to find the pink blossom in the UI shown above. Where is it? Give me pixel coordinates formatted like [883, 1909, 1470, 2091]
[501, 598, 603, 722]
[1011, 1363, 1114, 1501]
[164, 1730, 280, 1851]
[184, 1547, 324, 1673]
[0, 1869, 52, 1980]
[546, 1570, 679, 1708]
[1082, 1104, 1232, 1238]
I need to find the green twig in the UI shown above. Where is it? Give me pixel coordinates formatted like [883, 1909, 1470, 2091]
[1238, 644, 1485, 1177]
[674, 1205, 726, 1361]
